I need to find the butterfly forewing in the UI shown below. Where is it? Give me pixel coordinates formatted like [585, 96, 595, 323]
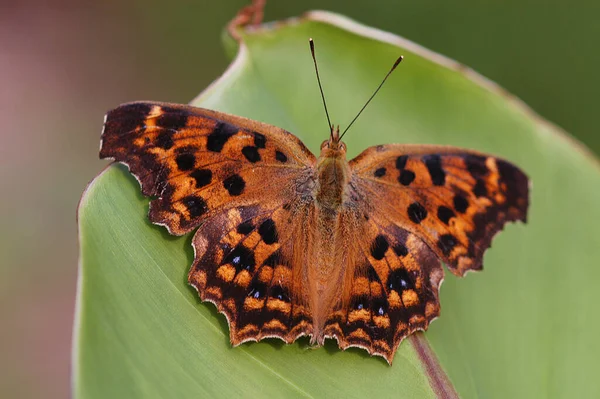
[349, 144, 529, 276]
[100, 102, 316, 235]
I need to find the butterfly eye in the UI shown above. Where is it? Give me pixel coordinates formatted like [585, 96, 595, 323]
[320, 140, 329, 150]
[339, 143, 347, 152]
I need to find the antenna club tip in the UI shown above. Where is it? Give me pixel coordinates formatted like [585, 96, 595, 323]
[392, 55, 404, 69]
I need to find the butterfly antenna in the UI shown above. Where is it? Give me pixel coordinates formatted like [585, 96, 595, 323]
[309, 38, 334, 140]
[339, 55, 403, 140]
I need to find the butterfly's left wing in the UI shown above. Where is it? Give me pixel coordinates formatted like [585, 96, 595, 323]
[324, 144, 529, 363]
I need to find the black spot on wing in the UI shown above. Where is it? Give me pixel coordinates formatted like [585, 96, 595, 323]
[407, 202, 427, 224]
[275, 151, 288, 163]
[423, 154, 445, 186]
[392, 243, 408, 257]
[253, 132, 266, 149]
[182, 195, 207, 218]
[473, 179, 488, 197]
[223, 174, 245, 196]
[190, 169, 212, 188]
[270, 285, 290, 302]
[372, 295, 388, 316]
[248, 279, 268, 299]
[207, 122, 238, 152]
[438, 234, 458, 256]
[242, 146, 261, 163]
[453, 194, 469, 213]
[374, 167, 386, 177]
[224, 244, 256, 273]
[263, 250, 281, 267]
[156, 109, 188, 131]
[437, 206, 456, 225]
[352, 295, 369, 310]
[465, 154, 488, 177]
[236, 220, 254, 235]
[395, 155, 408, 170]
[398, 170, 415, 186]
[155, 131, 174, 150]
[371, 235, 389, 260]
[387, 268, 413, 292]
[258, 218, 278, 244]
[175, 153, 195, 171]
[367, 265, 380, 283]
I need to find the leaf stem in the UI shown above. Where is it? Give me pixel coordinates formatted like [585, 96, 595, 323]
[409, 333, 459, 399]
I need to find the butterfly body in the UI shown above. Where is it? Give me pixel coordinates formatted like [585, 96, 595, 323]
[100, 101, 529, 363]
[299, 127, 367, 342]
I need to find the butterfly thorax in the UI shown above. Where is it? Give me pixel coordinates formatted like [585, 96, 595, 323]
[315, 136, 350, 210]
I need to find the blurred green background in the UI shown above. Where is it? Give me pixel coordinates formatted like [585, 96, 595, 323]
[1, 1, 598, 397]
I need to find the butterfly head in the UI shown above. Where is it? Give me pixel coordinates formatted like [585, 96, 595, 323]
[320, 125, 347, 158]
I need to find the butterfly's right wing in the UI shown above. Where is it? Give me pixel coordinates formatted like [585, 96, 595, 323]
[100, 101, 318, 344]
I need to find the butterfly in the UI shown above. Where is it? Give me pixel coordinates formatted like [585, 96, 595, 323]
[99, 45, 529, 364]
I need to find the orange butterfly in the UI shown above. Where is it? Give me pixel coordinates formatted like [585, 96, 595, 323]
[99, 41, 528, 363]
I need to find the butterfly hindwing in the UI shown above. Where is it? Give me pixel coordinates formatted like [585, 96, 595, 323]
[188, 203, 313, 345]
[323, 211, 443, 362]
[349, 144, 529, 276]
[100, 102, 316, 235]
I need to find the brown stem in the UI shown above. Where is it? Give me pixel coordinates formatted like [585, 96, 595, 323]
[409, 333, 459, 399]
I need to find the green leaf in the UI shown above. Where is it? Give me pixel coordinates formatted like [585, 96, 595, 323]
[74, 11, 600, 398]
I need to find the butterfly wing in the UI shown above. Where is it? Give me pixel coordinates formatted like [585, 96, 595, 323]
[323, 218, 444, 363]
[349, 144, 529, 276]
[100, 101, 317, 343]
[189, 202, 314, 344]
[324, 144, 529, 363]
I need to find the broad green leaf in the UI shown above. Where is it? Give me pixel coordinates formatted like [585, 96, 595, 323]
[74, 11, 600, 398]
